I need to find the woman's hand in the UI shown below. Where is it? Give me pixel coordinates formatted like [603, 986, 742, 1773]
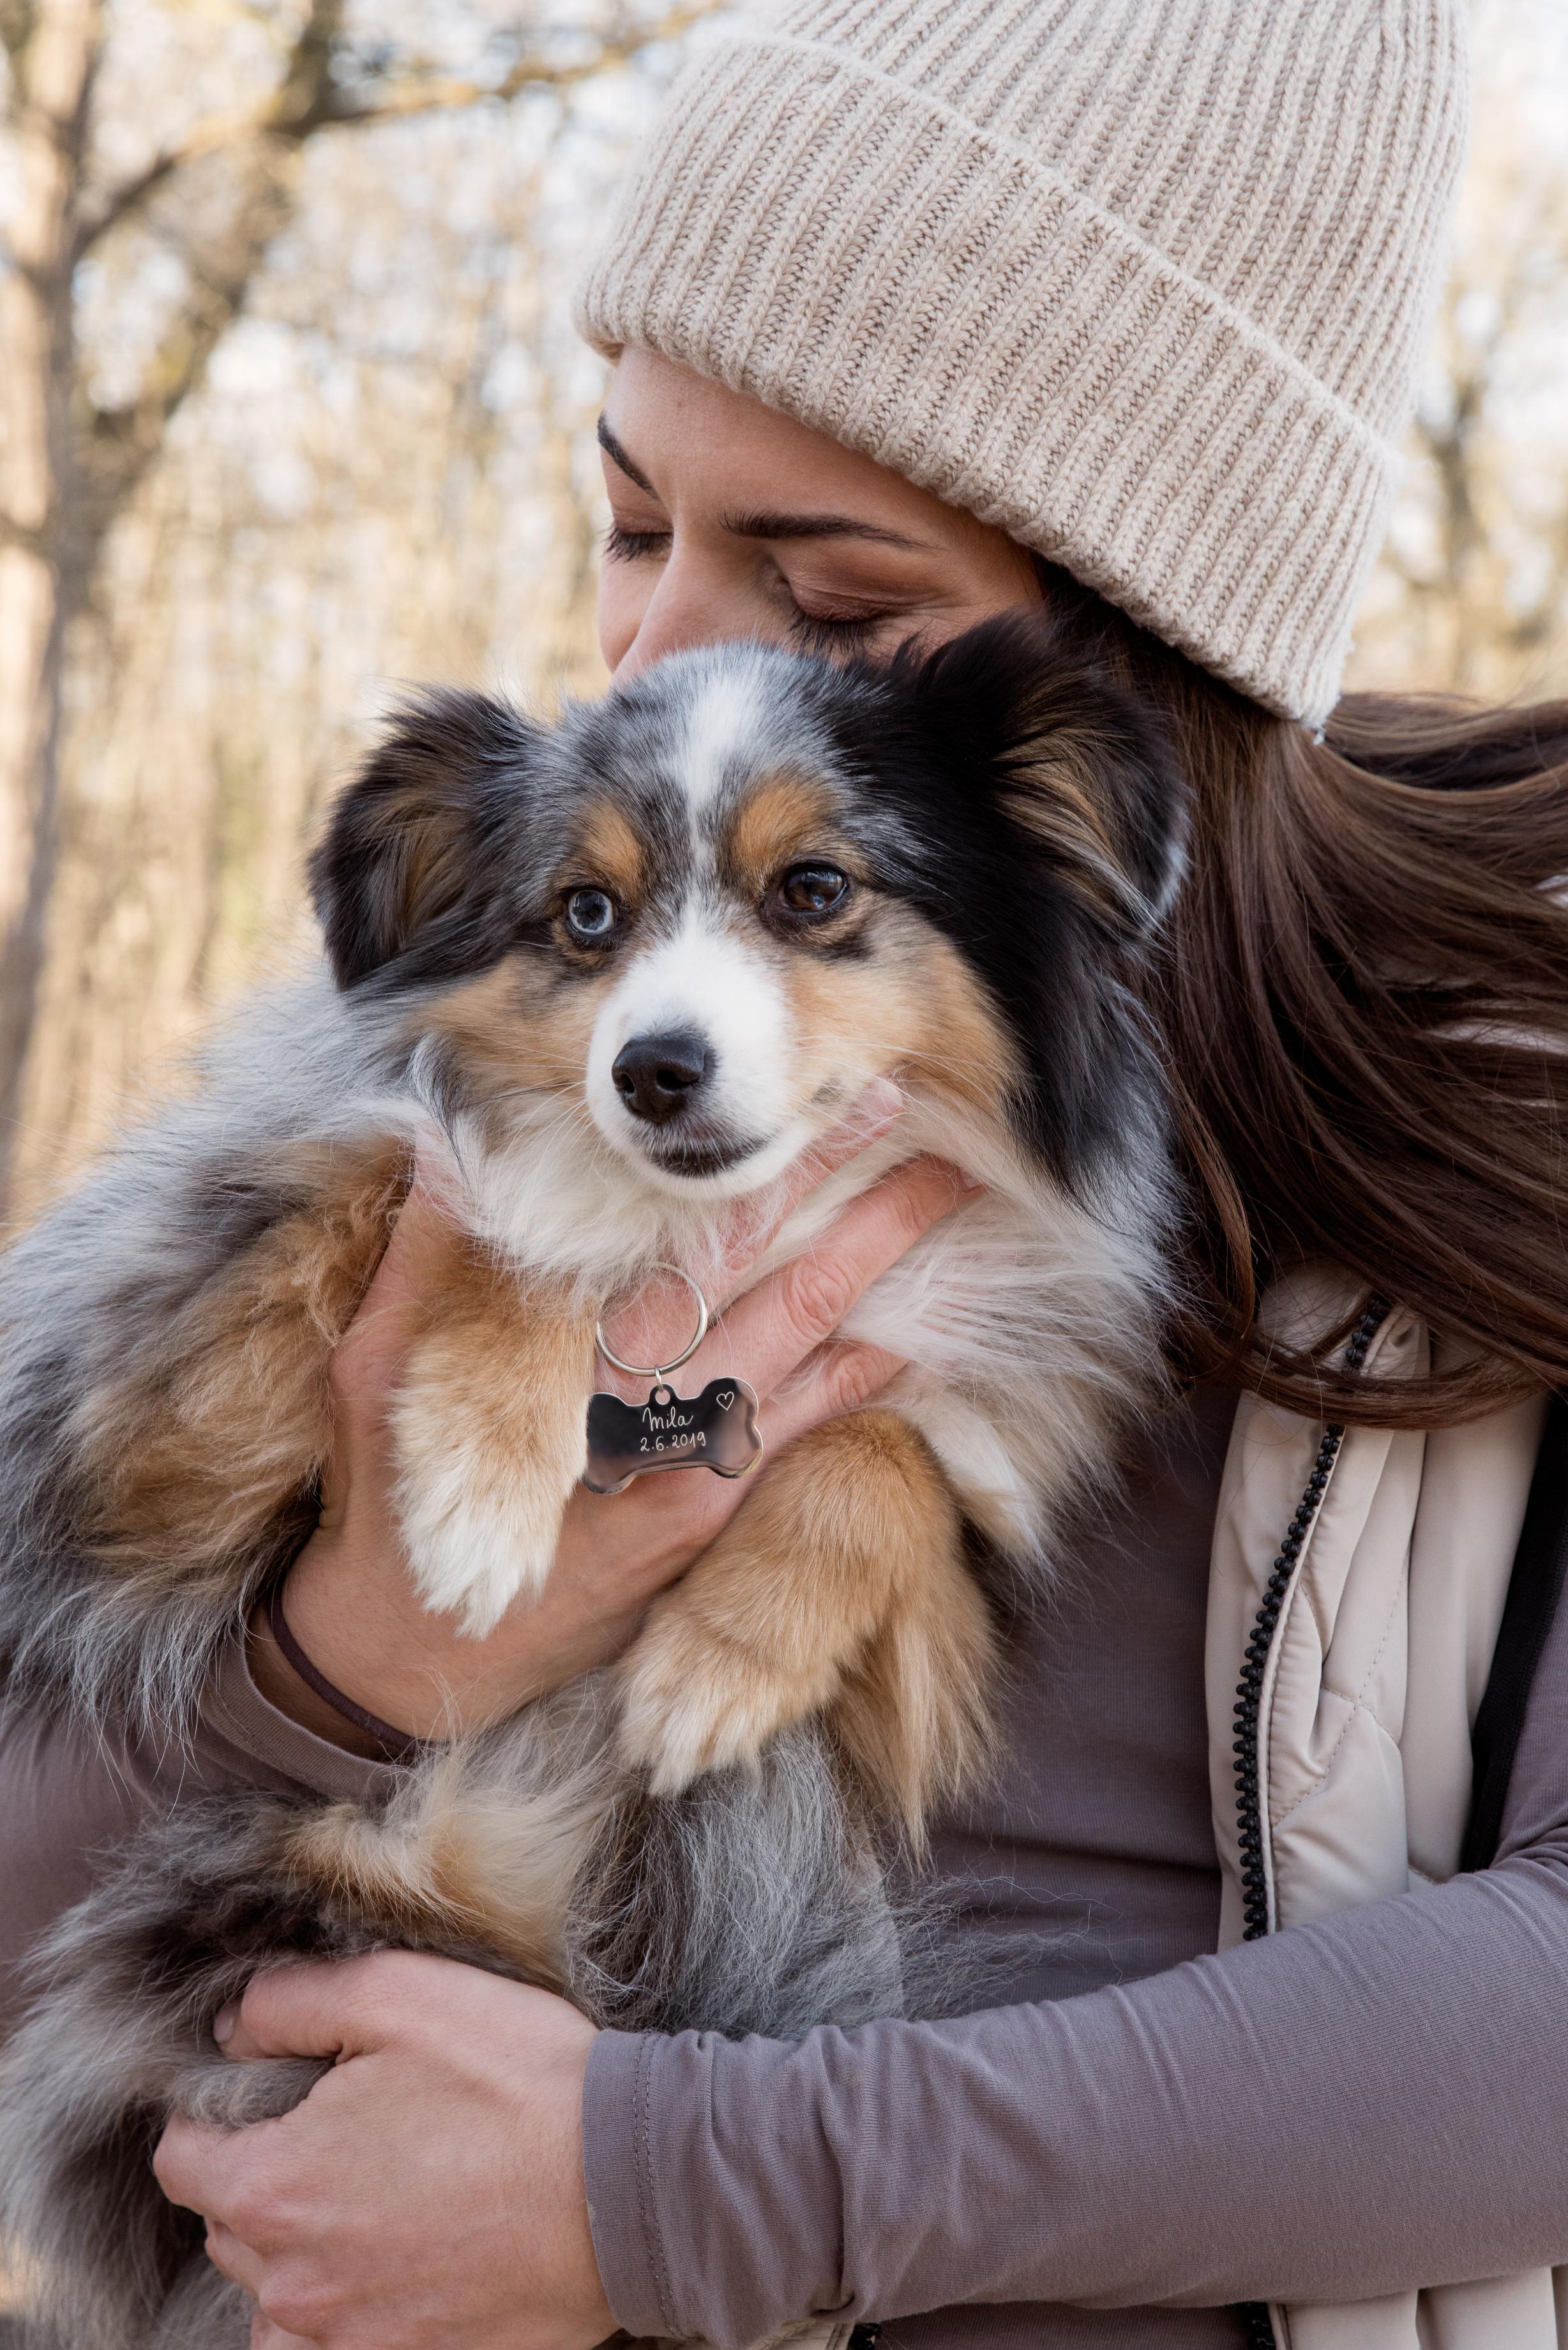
[252, 1082, 976, 1745]
[154, 1953, 607, 2350]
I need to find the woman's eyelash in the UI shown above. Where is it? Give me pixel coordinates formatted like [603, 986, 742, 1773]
[602, 524, 884, 656]
[604, 522, 671, 562]
[787, 607, 880, 656]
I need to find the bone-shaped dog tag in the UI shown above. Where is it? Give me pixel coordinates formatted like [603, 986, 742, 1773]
[582, 1377, 762, 1496]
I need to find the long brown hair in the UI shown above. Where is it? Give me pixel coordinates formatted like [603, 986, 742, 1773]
[1033, 560, 1568, 1428]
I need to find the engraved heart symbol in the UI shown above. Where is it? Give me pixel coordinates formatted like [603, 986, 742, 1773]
[716, 1390, 735, 1410]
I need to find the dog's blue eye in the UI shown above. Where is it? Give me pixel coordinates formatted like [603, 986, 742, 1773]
[565, 888, 618, 941]
[777, 864, 850, 918]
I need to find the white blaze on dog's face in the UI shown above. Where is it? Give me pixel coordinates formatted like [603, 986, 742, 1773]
[585, 909, 798, 1190]
[564, 648, 942, 1197]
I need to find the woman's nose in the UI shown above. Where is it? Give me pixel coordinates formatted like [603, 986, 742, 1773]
[612, 553, 787, 679]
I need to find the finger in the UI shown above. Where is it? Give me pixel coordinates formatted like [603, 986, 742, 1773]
[204, 2218, 266, 2298]
[599, 1080, 902, 1374]
[252, 2322, 317, 2350]
[211, 1956, 379, 2066]
[154, 2115, 255, 2222]
[573, 1335, 906, 1550]
[374, 1130, 471, 1310]
[700, 1155, 976, 1402]
[717, 1077, 906, 1271]
[765, 1340, 907, 1442]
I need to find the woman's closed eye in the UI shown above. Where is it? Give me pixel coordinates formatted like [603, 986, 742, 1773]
[601, 494, 912, 663]
[605, 520, 672, 563]
[786, 604, 882, 657]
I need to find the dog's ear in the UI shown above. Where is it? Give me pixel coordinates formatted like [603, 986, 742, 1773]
[900, 612, 1188, 943]
[310, 690, 539, 989]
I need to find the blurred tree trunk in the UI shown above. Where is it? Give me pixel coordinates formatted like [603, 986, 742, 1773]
[0, 0, 334, 1219]
[0, 0, 704, 1221]
[0, 0, 99, 1223]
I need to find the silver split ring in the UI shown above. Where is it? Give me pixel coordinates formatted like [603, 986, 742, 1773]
[594, 1265, 710, 1383]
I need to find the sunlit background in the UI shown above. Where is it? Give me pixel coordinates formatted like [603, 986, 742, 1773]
[1, 0, 1566, 1232]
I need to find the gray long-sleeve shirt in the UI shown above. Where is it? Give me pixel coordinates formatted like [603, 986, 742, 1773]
[6, 1385, 1568, 2348]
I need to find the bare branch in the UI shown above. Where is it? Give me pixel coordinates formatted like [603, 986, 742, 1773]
[73, 0, 709, 534]
[334, 1, 711, 121]
[268, 0, 346, 136]
[73, 0, 344, 259]
[100, 0, 684, 206]
[73, 147, 189, 254]
[73, 1, 709, 261]
[79, 157, 295, 534]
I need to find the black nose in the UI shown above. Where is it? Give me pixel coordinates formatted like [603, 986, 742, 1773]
[612, 1029, 712, 1125]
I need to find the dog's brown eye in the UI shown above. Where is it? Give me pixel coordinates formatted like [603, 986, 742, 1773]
[565, 888, 618, 943]
[776, 863, 850, 918]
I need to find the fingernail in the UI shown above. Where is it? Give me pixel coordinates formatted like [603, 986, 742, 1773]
[213, 2003, 236, 2046]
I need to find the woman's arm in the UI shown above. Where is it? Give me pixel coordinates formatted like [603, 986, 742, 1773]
[159, 1729, 1568, 2349]
[586, 1856, 1568, 2335]
[156, 1539, 1568, 2348]
[583, 1590, 1568, 2342]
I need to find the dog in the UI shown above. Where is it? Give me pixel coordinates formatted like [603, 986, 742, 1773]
[0, 610, 1186, 2349]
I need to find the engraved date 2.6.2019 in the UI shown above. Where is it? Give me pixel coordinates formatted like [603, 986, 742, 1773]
[582, 1376, 763, 1496]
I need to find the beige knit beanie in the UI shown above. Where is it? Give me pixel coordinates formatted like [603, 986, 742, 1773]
[575, 0, 1468, 725]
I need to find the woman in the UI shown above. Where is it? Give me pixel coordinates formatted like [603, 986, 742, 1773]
[12, 0, 1568, 2344]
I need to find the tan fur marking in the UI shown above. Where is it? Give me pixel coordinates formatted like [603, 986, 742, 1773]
[1003, 735, 1142, 927]
[72, 1138, 407, 1581]
[419, 957, 607, 1101]
[381, 782, 473, 942]
[617, 1409, 997, 1835]
[779, 907, 1020, 1126]
[572, 798, 646, 907]
[722, 773, 845, 897]
[280, 1752, 615, 1987]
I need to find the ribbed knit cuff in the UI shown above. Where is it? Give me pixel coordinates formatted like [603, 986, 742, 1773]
[576, 31, 1398, 727]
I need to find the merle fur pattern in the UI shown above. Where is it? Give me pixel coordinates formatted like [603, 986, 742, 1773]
[0, 613, 1188, 2347]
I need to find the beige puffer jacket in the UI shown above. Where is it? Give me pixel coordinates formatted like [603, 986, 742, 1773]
[1207, 1273, 1555, 2349]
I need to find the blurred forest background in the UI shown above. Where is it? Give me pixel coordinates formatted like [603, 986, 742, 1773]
[1, 0, 1566, 1225]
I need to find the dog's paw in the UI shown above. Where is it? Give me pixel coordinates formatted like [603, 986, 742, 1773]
[617, 1613, 843, 1793]
[393, 1321, 589, 1635]
[400, 1477, 560, 1635]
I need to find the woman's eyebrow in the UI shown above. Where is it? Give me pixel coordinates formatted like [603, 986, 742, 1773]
[597, 416, 661, 499]
[596, 416, 931, 550]
[722, 508, 930, 550]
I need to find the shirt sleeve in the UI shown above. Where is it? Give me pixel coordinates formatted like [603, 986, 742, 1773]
[581, 1561, 1568, 2344]
[0, 1635, 395, 2040]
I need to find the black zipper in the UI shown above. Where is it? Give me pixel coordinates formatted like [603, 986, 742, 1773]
[1232, 1294, 1390, 2347]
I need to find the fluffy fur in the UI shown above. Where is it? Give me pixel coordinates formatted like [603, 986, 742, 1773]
[0, 610, 1187, 2346]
